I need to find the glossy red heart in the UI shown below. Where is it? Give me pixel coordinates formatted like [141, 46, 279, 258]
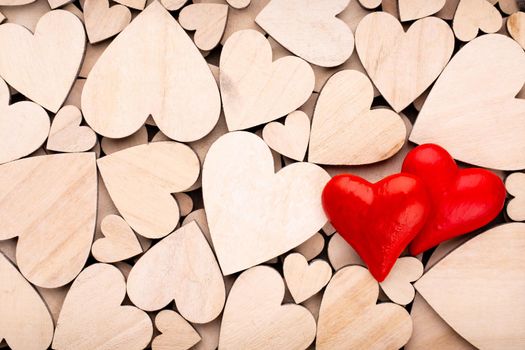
[402, 144, 506, 255]
[322, 173, 430, 281]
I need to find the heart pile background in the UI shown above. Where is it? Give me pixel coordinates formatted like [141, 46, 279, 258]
[0, 0, 524, 349]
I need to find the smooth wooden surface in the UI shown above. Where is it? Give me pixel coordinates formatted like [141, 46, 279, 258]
[379, 257, 423, 306]
[179, 3, 227, 51]
[47, 105, 96, 153]
[226, 0, 249, 8]
[453, 0, 502, 41]
[508, 11, 525, 49]
[114, 0, 146, 9]
[293, 232, 324, 261]
[101, 125, 148, 155]
[358, 0, 381, 9]
[84, 0, 130, 44]
[399, 0, 446, 21]
[152, 310, 201, 350]
[283, 253, 332, 304]
[506, 172, 525, 221]
[262, 110, 310, 161]
[91, 215, 143, 263]
[327, 233, 364, 270]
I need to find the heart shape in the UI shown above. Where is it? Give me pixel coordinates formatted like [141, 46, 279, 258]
[91, 215, 143, 263]
[283, 252, 332, 303]
[308, 70, 406, 165]
[0, 77, 49, 164]
[398, 0, 446, 21]
[219, 29, 314, 131]
[47, 105, 97, 153]
[0, 9, 85, 112]
[0, 153, 97, 288]
[127, 221, 225, 323]
[178, 3, 228, 51]
[506, 172, 525, 221]
[82, 1, 220, 142]
[262, 110, 310, 161]
[402, 143, 506, 255]
[84, 0, 131, 44]
[453, 0, 502, 42]
[255, 0, 354, 67]
[97, 141, 200, 239]
[410, 34, 525, 170]
[203, 131, 329, 275]
[355, 12, 454, 112]
[219, 265, 316, 349]
[152, 310, 201, 350]
[415, 223, 525, 349]
[508, 11, 525, 50]
[317, 265, 413, 349]
[53, 263, 153, 350]
[0, 253, 54, 350]
[379, 257, 423, 305]
[322, 173, 430, 281]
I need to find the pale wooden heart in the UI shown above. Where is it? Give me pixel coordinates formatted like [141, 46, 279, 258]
[308, 70, 406, 165]
[219, 265, 316, 349]
[91, 215, 143, 263]
[0, 253, 54, 350]
[508, 11, 525, 49]
[84, 0, 131, 44]
[317, 265, 413, 350]
[415, 223, 525, 349]
[82, 1, 220, 142]
[152, 310, 201, 350]
[453, 0, 502, 42]
[97, 141, 199, 239]
[220, 29, 314, 131]
[283, 253, 332, 303]
[399, 0, 446, 21]
[0, 9, 85, 112]
[0, 76, 49, 164]
[262, 110, 310, 161]
[53, 263, 153, 350]
[294, 232, 325, 261]
[178, 3, 228, 51]
[255, 0, 354, 67]
[410, 34, 525, 170]
[47, 105, 97, 153]
[203, 131, 329, 275]
[506, 172, 525, 221]
[379, 257, 423, 306]
[355, 12, 454, 112]
[358, 0, 382, 9]
[127, 221, 225, 323]
[0, 153, 96, 288]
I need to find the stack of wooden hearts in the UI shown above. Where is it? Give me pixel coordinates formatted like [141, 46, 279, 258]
[0, 0, 524, 349]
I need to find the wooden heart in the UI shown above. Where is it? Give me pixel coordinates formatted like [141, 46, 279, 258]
[262, 110, 310, 161]
[0, 77, 49, 164]
[355, 12, 454, 112]
[415, 223, 525, 349]
[220, 29, 314, 131]
[379, 257, 423, 305]
[0, 9, 85, 112]
[53, 263, 153, 350]
[226, 0, 250, 9]
[0, 253, 54, 350]
[410, 34, 525, 170]
[294, 232, 325, 261]
[91, 215, 143, 263]
[308, 70, 406, 165]
[84, 0, 131, 44]
[453, 0, 502, 42]
[97, 141, 199, 239]
[255, 0, 354, 67]
[316, 265, 413, 350]
[178, 3, 228, 51]
[398, 0, 446, 21]
[127, 221, 225, 323]
[82, 1, 220, 142]
[508, 11, 525, 49]
[152, 310, 201, 350]
[506, 172, 525, 221]
[203, 131, 329, 275]
[283, 253, 332, 303]
[219, 265, 316, 349]
[0, 153, 96, 288]
[47, 105, 97, 153]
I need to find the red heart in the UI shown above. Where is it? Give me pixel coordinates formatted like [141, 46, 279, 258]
[322, 174, 430, 281]
[402, 144, 506, 255]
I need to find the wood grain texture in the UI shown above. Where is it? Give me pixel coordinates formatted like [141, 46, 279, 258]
[84, 0, 130, 44]
[46, 105, 96, 152]
[293, 232, 324, 261]
[226, 0, 249, 8]
[101, 125, 147, 155]
[328, 233, 364, 270]
[114, 0, 146, 10]
[178, 3, 227, 51]
[262, 110, 310, 161]
[0, 1, 50, 32]
[379, 257, 423, 306]
[508, 11, 525, 49]
[399, 0, 445, 21]
[453, 0, 502, 41]
[152, 310, 201, 350]
[506, 172, 525, 221]
[283, 253, 332, 303]
[91, 215, 143, 263]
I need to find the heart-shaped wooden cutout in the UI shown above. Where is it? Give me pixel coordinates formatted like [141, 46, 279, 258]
[53, 263, 153, 350]
[97, 141, 199, 239]
[0, 76, 49, 164]
[47, 105, 97, 153]
[399, 0, 446, 21]
[152, 310, 201, 350]
[203, 131, 329, 275]
[82, 1, 220, 142]
[508, 11, 525, 49]
[220, 29, 314, 131]
[84, 0, 131, 44]
[0, 9, 85, 112]
[415, 223, 525, 349]
[255, 0, 354, 67]
[127, 221, 225, 323]
[379, 257, 423, 306]
[453, 0, 502, 42]
[0, 253, 54, 350]
[91, 215, 143, 263]
[355, 12, 454, 112]
[219, 265, 316, 349]
[317, 265, 413, 349]
[283, 253, 332, 303]
[506, 172, 525, 221]
[410, 34, 525, 170]
[262, 110, 310, 161]
[0, 153, 96, 288]
[178, 3, 228, 51]
[227, 0, 250, 9]
[308, 70, 406, 165]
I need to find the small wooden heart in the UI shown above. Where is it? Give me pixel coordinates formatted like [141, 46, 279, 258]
[398, 0, 446, 21]
[179, 3, 228, 51]
[379, 257, 423, 305]
[152, 310, 201, 350]
[262, 110, 310, 161]
[283, 253, 332, 303]
[453, 0, 502, 41]
[508, 11, 525, 49]
[91, 215, 143, 263]
[47, 105, 97, 153]
[506, 172, 525, 221]
[84, 0, 131, 44]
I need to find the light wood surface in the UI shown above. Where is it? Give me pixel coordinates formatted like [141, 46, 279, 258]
[283, 253, 332, 304]
[293, 232, 324, 261]
[174, 192, 193, 217]
[508, 11, 525, 49]
[0, 1, 50, 32]
[192, 318, 221, 350]
[358, 0, 381, 9]
[101, 125, 148, 155]
[328, 233, 365, 270]
[46, 105, 96, 152]
[152, 310, 201, 350]
[179, 3, 227, 51]
[226, 0, 249, 8]
[114, 0, 146, 10]
[399, 0, 446, 21]
[262, 110, 310, 161]
[379, 257, 423, 306]
[48, 0, 71, 9]
[453, 0, 502, 41]
[84, 0, 130, 44]
[506, 172, 525, 221]
[500, 0, 520, 14]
